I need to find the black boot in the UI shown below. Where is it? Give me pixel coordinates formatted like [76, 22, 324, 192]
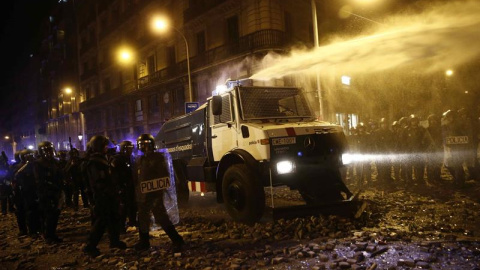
[164, 226, 185, 252]
[110, 240, 127, 249]
[83, 244, 101, 258]
[134, 232, 150, 252]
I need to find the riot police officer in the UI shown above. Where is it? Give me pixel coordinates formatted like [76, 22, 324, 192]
[34, 141, 63, 243]
[83, 135, 126, 258]
[15, 149, 40, 237]
[426, 114, 443, 183]
[1, 152, 16, 215]
[442, 110, 468, 187]
[404, 115, 430, 186]
[373, 118, 395, 187]
[65, 148, 89, 211]
[134, 134, 184, 252]
[111, 140, 137, 232]
[57, 151, 71, 208]
[11, 149, 35, 236]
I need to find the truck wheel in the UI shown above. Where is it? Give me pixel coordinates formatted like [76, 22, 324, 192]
[173, 163, 189, 207]
[222, 164, 265, 225]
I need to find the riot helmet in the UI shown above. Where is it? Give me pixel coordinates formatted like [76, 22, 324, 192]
[427, 114, 439, 127]
[119, 141, 134, 155]
[14, 151, 21, 163]
[137, 134, 155, 153]
[69, 148, 80, 159]
[379, 118, 388, 129]
[58, 151, 67, 160]
[398, 116, 408, 128]
[409, 114, 419, 126]
[356, 122, 366, 134]
[38, 141, 56, 160]
[88, 135, 110, 154]
[19, 149, 35, 163]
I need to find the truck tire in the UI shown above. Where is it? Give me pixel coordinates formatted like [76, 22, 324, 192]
[222, 164, 265, 224]
[173, 163, 189, 207]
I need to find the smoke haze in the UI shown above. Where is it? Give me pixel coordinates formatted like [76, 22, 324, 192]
[250, 1, 480, 81]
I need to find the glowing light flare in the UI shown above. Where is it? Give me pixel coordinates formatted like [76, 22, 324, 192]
[4, 136, 10, 140]
[64, 87, 73, 94]
[117, 47, 135, 65]
[213, 85, 228, 96]
[151, 16, 169, 33]
[341, 75, 351, 85]
[445, 69, 454, 76]
[276, 160, 295, 174]
[27, 145, 34, 150]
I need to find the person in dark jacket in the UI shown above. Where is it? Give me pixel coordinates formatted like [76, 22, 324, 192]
[15, 150, 40, 237]
[111, 140, 137, 233]
[426, 114, 443, 183]
[65, 148, 89, 211]
[83, 135, 126, 258]
[33, 141, 64, 243]
[373, 118, 395, 188]
[133, 134, 184, 253]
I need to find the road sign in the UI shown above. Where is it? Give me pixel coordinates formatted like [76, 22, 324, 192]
[185, 102, 199, 114]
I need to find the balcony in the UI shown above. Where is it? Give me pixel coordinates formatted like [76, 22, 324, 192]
[137, 29, 286, 90]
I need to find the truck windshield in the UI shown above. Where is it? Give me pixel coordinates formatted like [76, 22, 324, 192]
[238, 87, 313, 120]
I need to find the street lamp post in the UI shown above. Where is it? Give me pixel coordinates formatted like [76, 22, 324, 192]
[4, 135, 16, 159]
[152, 16, 193, 102]
[311, 0, 323, 120]
[63, 87, 85, 151]
[77, 133, 83, 150]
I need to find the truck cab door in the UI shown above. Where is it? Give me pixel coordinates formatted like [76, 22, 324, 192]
[209, 94, 237, 161]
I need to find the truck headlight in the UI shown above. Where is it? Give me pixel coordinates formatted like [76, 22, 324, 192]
[276, 160, 295, 174]
[342, 153, 353, 165]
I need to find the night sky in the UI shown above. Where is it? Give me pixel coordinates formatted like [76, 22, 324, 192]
[0, 0, 56, 129]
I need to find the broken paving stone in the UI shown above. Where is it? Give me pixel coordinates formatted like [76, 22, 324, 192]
[416, 261, 431, 268]
[366, 245, 376, 252]
[319, 254, 329, 262]
[271, 257, 284, 264]
[339, 261, 351, 269]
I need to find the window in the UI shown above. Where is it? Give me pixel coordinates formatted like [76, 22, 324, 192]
[135, 99, 143, 121]
[166, 46, 176, 66]
[149, 94, 159, 115]
[227, 16, 239, 43]
[197, 31, 206, 54]
[147, 55, 155, 75]
[213, 95, 232, 125]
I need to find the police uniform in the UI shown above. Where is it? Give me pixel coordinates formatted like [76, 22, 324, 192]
[133, 151, 184, 251]
[33, 156, 63, 242]
[15, 160, 41, 236]
[84, 152, 124, 250]
[111, 152, 137, 231]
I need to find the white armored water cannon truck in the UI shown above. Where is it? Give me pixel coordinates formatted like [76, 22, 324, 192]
[155, 79, 364, 224]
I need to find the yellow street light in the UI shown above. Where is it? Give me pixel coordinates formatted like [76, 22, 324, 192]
[4, 136, 10, 140]
[64, 87, 73, 94]
[151, 15, 193, 102]
[445, 69, 454, 76]
[117, 46, 135, 65]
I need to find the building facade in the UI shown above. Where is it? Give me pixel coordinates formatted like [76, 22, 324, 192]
[75, 0, 317, 144]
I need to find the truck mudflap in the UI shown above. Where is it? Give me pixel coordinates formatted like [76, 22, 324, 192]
[267, 190, 367, 220]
